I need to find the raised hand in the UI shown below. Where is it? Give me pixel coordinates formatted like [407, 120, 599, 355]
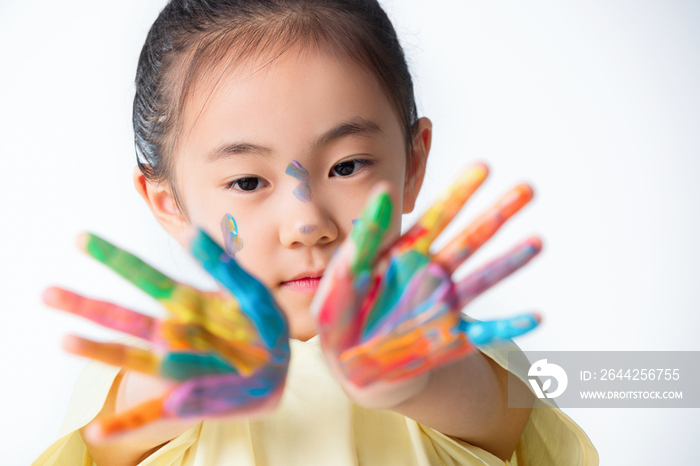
[312, 163, 541, 406]
[43, 231, 289, 439]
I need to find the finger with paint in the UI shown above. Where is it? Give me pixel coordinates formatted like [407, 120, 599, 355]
[72, 233, 268, 364]
[314, 186, 394, 353]
[393, 162, 488, 255]
[433, 183, 534, 274]
[461, 313, 542, 346]
[188, 229, 289, 367]
[44, 232, 290, 439]
[43, 287, 157, 341]
[454, 236, 542, 308]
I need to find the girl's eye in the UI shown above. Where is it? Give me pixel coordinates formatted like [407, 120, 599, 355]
[330, 159, 372, 177]
[226, 177, 269, 192]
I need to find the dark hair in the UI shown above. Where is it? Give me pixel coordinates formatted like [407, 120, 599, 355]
[133, 0, 419, 215]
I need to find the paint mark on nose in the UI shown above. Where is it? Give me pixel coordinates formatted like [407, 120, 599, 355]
[220, 214, 244, 257]
[285, 160, 312, 202]
[300, 225, 318, 235]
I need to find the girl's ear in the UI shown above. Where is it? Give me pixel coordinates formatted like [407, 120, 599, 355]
[403, 117, 432, 214]
[133, 167, 188, 238]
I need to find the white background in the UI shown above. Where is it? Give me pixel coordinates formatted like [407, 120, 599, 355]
[1, 0, 699, 464]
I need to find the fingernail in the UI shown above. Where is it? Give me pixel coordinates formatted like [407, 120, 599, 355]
[42, 287, 59, 306]
[466, 162, 489, 182]
[357, 190, 392, 234]
[349, 191, 392, 275]
[75, 232, 90, 251]
[81, 233, 111, 262]
[374, 191, 393, 230]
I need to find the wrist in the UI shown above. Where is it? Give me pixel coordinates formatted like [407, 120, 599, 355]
[341, 370, 431, 410]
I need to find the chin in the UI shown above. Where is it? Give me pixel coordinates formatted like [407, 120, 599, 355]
[274, 293, 316, 341]
[288, 313, 318, 342]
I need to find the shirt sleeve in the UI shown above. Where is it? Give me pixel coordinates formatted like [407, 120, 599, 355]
[32, 337, 203, 466]
[477, 338, 599, 466]
[405, 417, 508, 466]
[404, 336, 599, 466]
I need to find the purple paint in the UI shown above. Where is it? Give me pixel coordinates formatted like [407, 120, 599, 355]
[455, 238, 541, 308]
[300, 225, 318, 235]
[285, 160, 312, 202]
[165, 368, 285, 417]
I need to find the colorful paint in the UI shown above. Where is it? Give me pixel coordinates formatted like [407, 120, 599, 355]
[433, 183, 534, 274]
[299, 225, 318, 235]
[220, 214, 244, 257]
[45, 232, 290, 438]
[313, 163, 542, 396]
[285, 160, 312, 202]
[460, 313, 541, 345]
[455, 236, 542, 308]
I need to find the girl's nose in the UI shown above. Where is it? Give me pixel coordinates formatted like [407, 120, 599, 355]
[279, 198, 339, 248]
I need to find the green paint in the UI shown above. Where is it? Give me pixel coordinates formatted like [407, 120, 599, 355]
[85, 233, 177, 300]
[161, 352, 237, 381]
[350, 191, 392, 276]
[362, 250, 430, 338]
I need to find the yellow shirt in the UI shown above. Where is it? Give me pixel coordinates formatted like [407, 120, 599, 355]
[33, 336, 598, 466]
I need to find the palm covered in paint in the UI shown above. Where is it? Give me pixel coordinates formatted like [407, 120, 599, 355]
[312, 163, 542, 406]
[43, 231, 289, 439]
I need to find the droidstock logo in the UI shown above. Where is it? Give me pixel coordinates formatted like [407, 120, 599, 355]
[528, 359, 568, 398]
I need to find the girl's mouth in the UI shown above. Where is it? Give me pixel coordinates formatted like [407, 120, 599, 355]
[281, 277, 322, 294]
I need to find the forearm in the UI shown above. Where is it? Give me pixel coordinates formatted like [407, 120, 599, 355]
[390, 350, 535, 461]
[81, 370, 199, 466]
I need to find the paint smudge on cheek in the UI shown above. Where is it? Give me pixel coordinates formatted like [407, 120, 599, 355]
[285, 160, 312, 202]
[299, 225, 318, 235]
[220, 214, 244, 257]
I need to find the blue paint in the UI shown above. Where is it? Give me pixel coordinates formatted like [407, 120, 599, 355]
[285, 160, 312, 202]
[300, 225, 318, 235]
[460, 314, 540, 345]
[169, 366, 284, 417]
[220, 214, 243, 257]
[361, 250, 431, 340]
[189, 230, 289, 361]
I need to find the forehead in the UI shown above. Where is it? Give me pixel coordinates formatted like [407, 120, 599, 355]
[175, 45, 405, 159]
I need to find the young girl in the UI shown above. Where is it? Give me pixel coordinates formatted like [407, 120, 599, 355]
[35, 1, 598, 465]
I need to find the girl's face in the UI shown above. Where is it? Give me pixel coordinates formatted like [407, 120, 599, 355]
[139, 46, 430, 340]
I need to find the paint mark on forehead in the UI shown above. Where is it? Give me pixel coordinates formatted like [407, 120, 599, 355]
[285, 160, 312, 202]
